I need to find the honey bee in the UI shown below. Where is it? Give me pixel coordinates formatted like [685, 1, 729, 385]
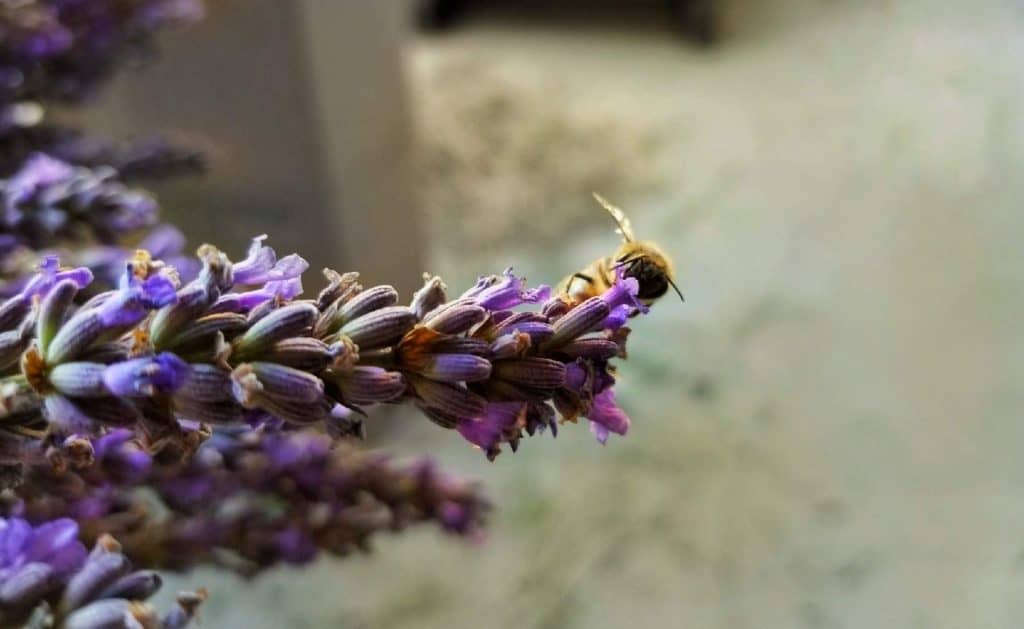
[559, 193, 684, 308]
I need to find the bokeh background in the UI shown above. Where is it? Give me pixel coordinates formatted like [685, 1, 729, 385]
[80, 0, 1024, 627]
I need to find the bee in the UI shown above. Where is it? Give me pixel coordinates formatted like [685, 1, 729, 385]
[559, 193, 684, 308]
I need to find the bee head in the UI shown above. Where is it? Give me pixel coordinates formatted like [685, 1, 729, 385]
[615, 243, 684, 304]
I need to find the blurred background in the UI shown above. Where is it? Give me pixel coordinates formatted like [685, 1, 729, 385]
[81, 0, 1024, 627]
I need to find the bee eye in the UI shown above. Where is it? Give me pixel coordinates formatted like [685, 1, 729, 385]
[638, 277, 668, 300]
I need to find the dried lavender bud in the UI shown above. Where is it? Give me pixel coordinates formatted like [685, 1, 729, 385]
[336, 285, 399, 327]
[409, 274, 447, 320]
[338, 305, 417, 350]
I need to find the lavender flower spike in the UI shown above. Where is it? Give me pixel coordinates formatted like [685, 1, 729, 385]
[0, 517, 202, 627]
[11, 431, 490, 576]
[0, 227, 650, 463]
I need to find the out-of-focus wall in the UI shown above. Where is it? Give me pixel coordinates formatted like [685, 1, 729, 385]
[77, 0, 423, 294]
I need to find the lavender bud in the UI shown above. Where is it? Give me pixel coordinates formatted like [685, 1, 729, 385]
[337, 285, 399, 326]
[424, 303, 486, 335]
[339, 306, 416, 350]
[408, 375, 486, 420]
[60, 551, 131, 612]
[160, 313, 246, 354]
[233, 302, 317, 358]
[545, 297, 611, 348]
[98, 570, 162, 601]
[177, 364, 232, 403]
[64, 599, 156, 629]
[264, 338, 332, 371]
[315, 269, 360, 311]
[418, 405, 459, 429]
[36, 279, 78, 355]
[557, 338, 621, 360]
[330, 366, 405, 405]
[488, 332, 531, 360]
[491, 358, 566, 390]
[0, 329, 29, 370]
[247, 395, 332, 426]
[418, 354, 492, 383]
[410, 275, 447, 319]
[102, 353, 190, 397]
[46, 310, 103, 365]
[0, 562, 56, 609]
[149, 285, 219, 349]
[231, 363, 324, 405]
[48, 362, 109, 398]
[497, 320, 554, 344]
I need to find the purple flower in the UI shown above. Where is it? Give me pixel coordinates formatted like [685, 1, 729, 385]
[599, 267, 648, 329]
[103, 353, 190, 397]
[586, 388, 631, 444]
[460, 268, 551, 311]
[18, 254, 93, 301]
[0, 517, 86, 582]
[95, 261, 178, 327]
[456, 403, 525, 456]
[231, 235, 308, 286]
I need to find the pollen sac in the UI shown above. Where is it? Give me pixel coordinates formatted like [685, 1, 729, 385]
[339, 306, 417, 351]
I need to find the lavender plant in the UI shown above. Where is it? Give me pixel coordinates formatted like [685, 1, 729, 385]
[0, 2, 660, 626]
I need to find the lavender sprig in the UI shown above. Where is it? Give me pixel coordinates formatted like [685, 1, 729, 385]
[0, 516, 204, 628]
[0, 123, 206, 180]
[0, 154, 197, 296]
[0, 0, 203, 105]
[0, 228, 644, 478]
[11, 428, 489, 576]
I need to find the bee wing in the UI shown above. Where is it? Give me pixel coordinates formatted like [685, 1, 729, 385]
[592, 192, 636, 242]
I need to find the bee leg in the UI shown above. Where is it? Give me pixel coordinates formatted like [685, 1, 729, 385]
[568, 272, 594, 293]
